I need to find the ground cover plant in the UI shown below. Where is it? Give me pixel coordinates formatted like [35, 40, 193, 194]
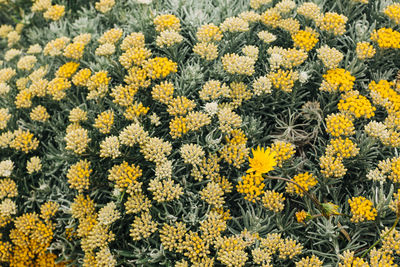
[0, 0, 400, 266]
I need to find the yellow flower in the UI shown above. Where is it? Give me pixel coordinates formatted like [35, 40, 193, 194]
[295, 210, 309, 223]
[247, 146, 276, 174]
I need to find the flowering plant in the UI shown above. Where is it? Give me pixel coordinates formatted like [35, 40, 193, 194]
[0, 0, 400, 266]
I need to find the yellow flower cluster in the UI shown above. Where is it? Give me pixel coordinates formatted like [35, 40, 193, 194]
[10, 129, 39, 153]
[252, 234, 278, 263]
[200, 182, 225, 208]
[389, 157, 400, 183]
[148, 175, 183, 200]
[221, 53, 255, 76]
[93, 110, 114, 134]
[39, 202, 58, 225]
[199, 80, 229, 101]
[3, 208, 57, 266]
[237, 172, 265, 202]
[193, 42, 219, 61]
[160, 221, 187, 252]
[30, 105, 50, 122]
[151, 81, 174, 104]
[43, 4, 65, 21]
[124, 102, 149, 120]
[31, 0, 51, 12]
[86, 71, 111, 100]
[196, 23, 223, 43]
[381, 227, 400, 255]
[67, 160, 92, 193]
[384, 3, 400, 25]
[17, 55, 37, 70]
[63, 41, 85, 60]
[325, 113, 355, 137]
[286, 172, 317, 196]
[43, 36, 69, 56]
[261, 8, 281, 28]
[180, 143, 205, 165]
[71, 194, 119, 265]
[27, 43, 42, 54]
[369, 248, 396, 266]
[295, 210, 309, 223]
[99, 136, 121, 159]
[0, 160, 13, 178]
[275, 0, 296, 14]
[182, 231, 211, 263]
[316, 45, 343, 69]
[268, 69, 299, 92]
[219, 130, 249, 168]
[252, 76, 272, 95]
[0, 108, 11, 130]
[348, 196, 377, 222]
[144, 57, 177, 79]
[292, 29, 319, 51]
[108, 161, 142, 191]
[356, 42, 376, 60]
[325, 137, 359, 159]
[316, 12, 348, 36]
[56, 61, 80, 78]
[26, 156, 42, 174]
[69, 107, 87, 123]
[72, 68, 91, 87]
[367, 80, 399, 113]
[0, 178, 17, 201]
[277, 18, 299, 35]
[119, 122, 149, 146]
[47, 77, 71, 101]
[280, 48, 308, 68]
[14, 89, 32, 108]
[389, 189, 400, 215]
[262, 190, 285, 212]
[95, 0, 115, 13]
[319, 155, 347, 178]
[120, 32, 145, 51]
[154, 14, 181, 32]
[338, 250, 369, 267]
[130, 212, 158, 241]
[319, 68, 355, 92]
[64, 127, 91, 154]
[215, 235, 249, 267]
[156, 30, 183, 48]
[338, 91, 376, 119]
[140, 137, 172, 164]
[217, 108, 242, 134]
[270, 140, 296, 167]
[250, 0, 272, 10]
[95, 42, 116, 55]
[167, 96, 196, 116]
[220, 17, 249, 32]
[124, 183, 151, 214]
[279, 238, 304, 259]
[111, 84, 138, 107]
[370, 28, 400, 49]
[32, 1, 65, 21]
[98, 28, 123, 44]
[169, 111, 211, 138]
[258, 30, 276, 43]
[73, 33, 92, 45]
[296, 255, 323, 266]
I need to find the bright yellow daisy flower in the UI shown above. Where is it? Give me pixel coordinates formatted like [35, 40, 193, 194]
[247, 146, 277, 174]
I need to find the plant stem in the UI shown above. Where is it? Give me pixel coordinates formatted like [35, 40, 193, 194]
[361, 215, 400, 258]
[264, 175, 325, 215]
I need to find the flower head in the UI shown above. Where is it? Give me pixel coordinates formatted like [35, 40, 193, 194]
[247, 146, 276, 174]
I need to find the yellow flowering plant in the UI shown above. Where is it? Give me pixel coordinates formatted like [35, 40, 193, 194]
[1, 0, 400, 266]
